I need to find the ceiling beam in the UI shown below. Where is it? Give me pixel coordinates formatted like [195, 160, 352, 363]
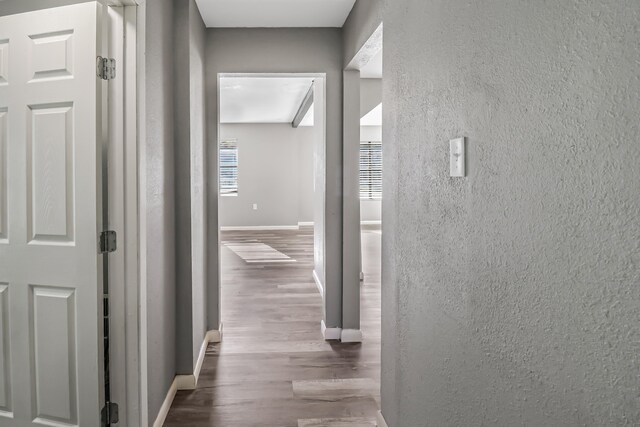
[292, 83, 314, 128]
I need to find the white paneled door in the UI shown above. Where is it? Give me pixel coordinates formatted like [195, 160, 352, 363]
[0, 3, 107, 426]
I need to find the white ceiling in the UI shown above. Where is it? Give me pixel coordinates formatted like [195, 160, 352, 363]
[220, 77, 314, 124]
[195, 0, 357, 28]
[361, 103, 382, 126]
[360, 48, 383, 78]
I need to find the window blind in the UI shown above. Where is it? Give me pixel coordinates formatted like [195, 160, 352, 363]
[359, 141, 382, 200]
[219, 140, 238, 196]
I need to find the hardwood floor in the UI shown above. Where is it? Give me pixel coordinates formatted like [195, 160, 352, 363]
[164, 226, 382, 427]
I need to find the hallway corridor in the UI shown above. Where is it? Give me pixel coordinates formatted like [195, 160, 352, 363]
[165, 227, 382, 426]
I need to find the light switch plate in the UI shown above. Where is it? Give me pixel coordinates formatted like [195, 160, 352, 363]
[449, 137, 465, 177]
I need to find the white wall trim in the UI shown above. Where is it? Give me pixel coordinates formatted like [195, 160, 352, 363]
[376, 410, 389, 427]
[298, 221, 314, 227]
[312, 270, 324, 297]
[175, 323, 223, 391]
[175, 372, 197, 391]
[361, 220, 381, 225]
[321, 320, 342, 340]
[206, 322, 223, 343]
[152, 377, 177, 427]
[341, 329, 363, 343]
[220, 225, 299, 231]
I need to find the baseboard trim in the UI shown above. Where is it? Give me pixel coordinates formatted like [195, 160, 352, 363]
[376, 411, 389, 427]
[341, 329, 363, 343]
[321, 319, 342, 340]
[220, 225, 299, 231]
[312, 270, 324, 297]
[152, 377, 177, 427]
[206, 323, 223, 343]
[175, 324, 224, 391]
[298, 221, 314, 227]
[361, 220, 381, 225]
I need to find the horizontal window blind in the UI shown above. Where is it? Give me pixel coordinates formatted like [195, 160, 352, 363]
[220, 140, 238, 195]
[360, 141, 382, 200]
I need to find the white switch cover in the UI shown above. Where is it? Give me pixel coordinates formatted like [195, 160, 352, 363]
[449, 137, 465, 177]
[253, 203, 258, 210]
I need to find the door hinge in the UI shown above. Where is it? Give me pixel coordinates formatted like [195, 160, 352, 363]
[97, 56, 116, 80]
[99, 230, 117, 253]
[101, 402, 119, 425]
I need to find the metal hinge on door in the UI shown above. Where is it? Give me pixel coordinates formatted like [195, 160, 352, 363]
[99, 230, 117, 253]
[97, 56, 116, 80]
[101, 401, 119, 425]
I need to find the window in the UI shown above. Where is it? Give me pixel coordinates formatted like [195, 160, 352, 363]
[359, 141, 382, 200]
[219, 140, 238, 196]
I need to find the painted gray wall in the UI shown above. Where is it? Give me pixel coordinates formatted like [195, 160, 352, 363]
[143, 0, 176, 420]
[383, 1, 640, 426]
[342, 0, 382, 68]
[218, 124, 314, 228]
[298, 128, 315, 223]
[173, 0, 207, 376]
[206, 28, 345, 329]
[189, 0, 208, 373]
[361, 78, 382, 117]
[172, 0, 193, 376]
[342, 70, 361, 332]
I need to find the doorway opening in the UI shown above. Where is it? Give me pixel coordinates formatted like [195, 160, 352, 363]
[216, 73, 326, 343]
[358, 53, 383, 349]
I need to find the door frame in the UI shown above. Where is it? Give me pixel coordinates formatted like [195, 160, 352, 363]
[107, 2, 141, 426]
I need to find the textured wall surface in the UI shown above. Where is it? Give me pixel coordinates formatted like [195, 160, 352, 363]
[144, 0, 177, 420]
[342, 0, 382, 67]
[382, 1, 640, 426]
[188, 0, 208, 373]
[172, 0, 194, 375]
[218, 124, 314, 227]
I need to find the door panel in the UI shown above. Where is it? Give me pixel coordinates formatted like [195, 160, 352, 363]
[0, 3, 105, 426]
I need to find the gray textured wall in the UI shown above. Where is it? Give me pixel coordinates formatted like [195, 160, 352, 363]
[218, 124, 314, 228]
[298, 128, 315, 223]
[144, 0, 176, 420]
[342, 0, 382, 68]
[173, 0, 207, 376]
[382, 1, 640, 426]
[172, 0, 193, 376]
[189, 0, 208, 375]
[360, 78, 382, 117]
[206, 28, 345, 329]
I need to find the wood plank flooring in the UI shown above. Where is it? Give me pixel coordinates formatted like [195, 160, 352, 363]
[164, 227, 382, 426]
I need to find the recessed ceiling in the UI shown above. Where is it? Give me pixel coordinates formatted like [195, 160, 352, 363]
[360, 48, 382, 78]
[220, 77, 314, 124]
[361, 103, 382, 126]
[195, 0, 357, 28]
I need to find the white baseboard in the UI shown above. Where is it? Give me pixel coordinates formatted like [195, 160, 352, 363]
[175, 324, 223, 391]
[376, 411, 389, 427]
[361, 220, 382, 225]
[206, 323, 223, 343]
[341, 329, 363, 343]
[298, 221, 314, 227]
[220, 225, 299, 231]
[321, 319, 342, 340]
[152, 377, 177, 427]
[312, 270, 324, 297]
